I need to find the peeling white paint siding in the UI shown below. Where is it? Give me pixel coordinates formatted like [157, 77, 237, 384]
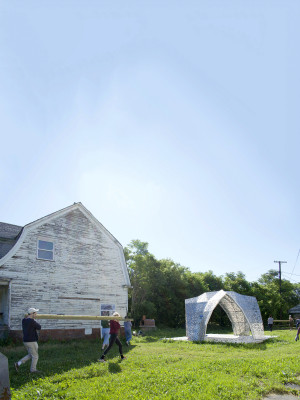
[0, 207, 129, 330]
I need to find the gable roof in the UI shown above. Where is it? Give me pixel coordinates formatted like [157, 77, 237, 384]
[289, 305, 300, 314]
[0, 222, 23, 258]
[0, 203, 131, 286]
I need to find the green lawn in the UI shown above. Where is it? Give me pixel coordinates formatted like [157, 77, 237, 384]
[2, 328, 300, 399]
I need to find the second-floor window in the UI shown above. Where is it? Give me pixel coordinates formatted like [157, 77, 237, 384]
[37, 240, 54, 261]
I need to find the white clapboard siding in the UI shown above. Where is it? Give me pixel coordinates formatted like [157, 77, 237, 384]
[0, 204, 129, 330]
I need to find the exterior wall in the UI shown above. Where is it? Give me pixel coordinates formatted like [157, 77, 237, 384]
[0, 208, 128, 332]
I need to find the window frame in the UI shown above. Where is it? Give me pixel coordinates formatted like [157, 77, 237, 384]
[100, 303, 115, 317]
[37, 239, 55, 261]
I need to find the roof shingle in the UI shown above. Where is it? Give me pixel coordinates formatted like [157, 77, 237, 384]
[0, 222, 23, 259]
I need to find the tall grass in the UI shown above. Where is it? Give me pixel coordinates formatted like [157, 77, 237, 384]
[2, 328, 300, 399]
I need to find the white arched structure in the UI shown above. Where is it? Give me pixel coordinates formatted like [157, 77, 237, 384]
[185, 290, 264, 341]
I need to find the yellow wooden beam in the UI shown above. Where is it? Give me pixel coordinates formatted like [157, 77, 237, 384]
[31, 314, 133, 321]
[273, 320, 290, 322]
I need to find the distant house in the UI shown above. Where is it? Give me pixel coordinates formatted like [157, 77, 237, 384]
[0, 203, 131, 340]
[289, 305, 300, 319]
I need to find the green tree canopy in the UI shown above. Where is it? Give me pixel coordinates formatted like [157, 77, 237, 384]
[252, 269, 299, 321]
[223, 271, 253, 296]
[124, 241, 300, 328]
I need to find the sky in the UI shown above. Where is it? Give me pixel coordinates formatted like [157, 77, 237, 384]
[0, 1, 299, 283]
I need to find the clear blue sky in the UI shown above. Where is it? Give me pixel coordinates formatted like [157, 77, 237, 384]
[1, 1, 299, 283]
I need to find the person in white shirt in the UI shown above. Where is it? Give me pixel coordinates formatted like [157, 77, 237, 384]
[267, 315, 274, 332]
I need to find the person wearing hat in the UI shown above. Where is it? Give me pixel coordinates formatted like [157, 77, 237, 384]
[289, 315, 294, 331]
[14, 307, 42, 373]
[99, 312, 126, 362]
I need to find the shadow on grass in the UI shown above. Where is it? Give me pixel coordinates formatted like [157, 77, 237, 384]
[142, 336, 160, 342]
[108, 362, 122, 374]
[131, 335, 163, 343]
[5, 339, 135, 389]
[133, 328, 186, 343]
[193, 340, 278, 350]
[160, 338, 279, 350]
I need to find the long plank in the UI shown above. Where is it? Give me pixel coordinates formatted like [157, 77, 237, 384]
[34, 314, 133, 321]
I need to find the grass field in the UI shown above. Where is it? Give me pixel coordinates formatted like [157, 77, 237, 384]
[2, 327, 300, 399]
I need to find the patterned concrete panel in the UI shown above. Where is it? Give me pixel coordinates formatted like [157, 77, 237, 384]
[185, 290, 264, 342]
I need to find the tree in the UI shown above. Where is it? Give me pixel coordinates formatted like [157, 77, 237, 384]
[124, 240, 300, 329]
[252, 269, 300, 322]
[199, 270, 223, 292]
[155, 259, 190, 327]
[125, 241, 193, 327]
[223, 272, 253, 296]
[124, 239, 149, 262]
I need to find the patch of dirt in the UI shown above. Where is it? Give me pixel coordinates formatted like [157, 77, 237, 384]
[264, 395, 299, 400]
[263, 382, 300, 399]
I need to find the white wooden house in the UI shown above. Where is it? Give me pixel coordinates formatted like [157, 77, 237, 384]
[0, 203, 131, 340]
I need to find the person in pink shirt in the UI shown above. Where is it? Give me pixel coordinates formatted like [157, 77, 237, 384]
[99, 312, 126, 362]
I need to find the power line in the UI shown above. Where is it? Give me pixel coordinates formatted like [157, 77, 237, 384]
[289, 248, 300, 278]
[281, 275, 300, 283]
[282, 271, 300, 278]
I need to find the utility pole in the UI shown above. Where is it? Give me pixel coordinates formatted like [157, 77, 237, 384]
[274, 260, 287, 319]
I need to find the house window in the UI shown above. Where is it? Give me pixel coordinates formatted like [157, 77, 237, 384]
[37, 240, 54, 261]
[100, 304, 115, 317]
